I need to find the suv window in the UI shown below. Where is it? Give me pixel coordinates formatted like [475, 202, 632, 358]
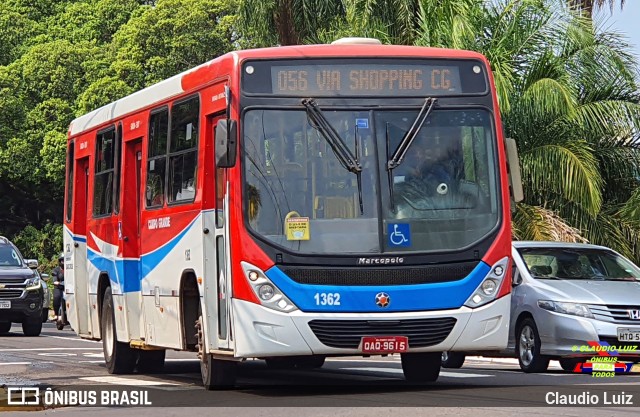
[0, 245, 22, 266]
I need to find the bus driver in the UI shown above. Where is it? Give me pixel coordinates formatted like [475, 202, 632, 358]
[394, 128, 481, 217]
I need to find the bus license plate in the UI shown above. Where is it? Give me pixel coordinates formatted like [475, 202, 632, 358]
[617, 328, 640, 342]
[361, 336, 408, 353]
[0, 300, 10, 309]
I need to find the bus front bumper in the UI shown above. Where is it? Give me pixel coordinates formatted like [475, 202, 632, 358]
[232, 294, 510, 358]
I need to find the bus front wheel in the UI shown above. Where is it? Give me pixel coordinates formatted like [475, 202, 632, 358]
[401, 352, 441, 382]
[196, 307, 236, 389]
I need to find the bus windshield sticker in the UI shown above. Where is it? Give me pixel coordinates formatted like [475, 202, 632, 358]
[285, 216, 310, 240]
[388, 223, 411, 247]
[356, 118, 369, 129]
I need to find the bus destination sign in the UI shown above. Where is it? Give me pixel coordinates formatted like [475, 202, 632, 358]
[271, 64, 462, 96]
[241, 59, 488, 97]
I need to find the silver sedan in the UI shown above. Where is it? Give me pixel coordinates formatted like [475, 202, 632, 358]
[442, 241, 640, 372]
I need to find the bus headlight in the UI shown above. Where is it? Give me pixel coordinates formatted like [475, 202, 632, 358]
[481, 279, 498, 295]
[241, 262, 298, 313]
[258, 284, 275, 300]
[464, 257, 509, 308]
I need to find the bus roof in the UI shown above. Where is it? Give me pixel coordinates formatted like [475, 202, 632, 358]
[69, 44, 487, 137]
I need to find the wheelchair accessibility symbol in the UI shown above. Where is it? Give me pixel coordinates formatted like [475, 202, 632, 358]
[388, 223, 411, 247]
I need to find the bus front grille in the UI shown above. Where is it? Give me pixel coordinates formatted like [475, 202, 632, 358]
[281, 262, 478, 286]
[308, 317, 457, 349]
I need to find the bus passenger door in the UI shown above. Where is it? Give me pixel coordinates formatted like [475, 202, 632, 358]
[120, 139, 144, 340]
[204, 113, 233, 351]
[70, 157, 91, 337]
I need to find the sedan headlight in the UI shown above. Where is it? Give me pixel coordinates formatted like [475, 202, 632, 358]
[25, 276, 42, 291]
[538, 300, 593, 318]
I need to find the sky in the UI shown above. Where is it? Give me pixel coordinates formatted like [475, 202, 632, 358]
[598, 2, 640, 66]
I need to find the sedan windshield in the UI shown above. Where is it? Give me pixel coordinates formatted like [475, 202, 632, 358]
[243, 108, 499, 254]
[519, 247, 640, 281]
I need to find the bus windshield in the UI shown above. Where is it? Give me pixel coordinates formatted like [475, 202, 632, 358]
[243, 108, 499, 254]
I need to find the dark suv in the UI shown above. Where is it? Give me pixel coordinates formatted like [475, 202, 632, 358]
[0, 236, 44, 336]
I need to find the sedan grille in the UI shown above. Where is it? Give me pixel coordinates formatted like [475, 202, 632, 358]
[308, 317, 456, 349]
[589, 304, 640, 325]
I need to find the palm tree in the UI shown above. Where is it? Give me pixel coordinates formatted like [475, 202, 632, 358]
[452, 0, 640, 260]
[568, 0, 626, 18]
[238, 0, 425, 46]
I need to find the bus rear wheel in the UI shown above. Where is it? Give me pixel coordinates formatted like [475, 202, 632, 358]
[401, 352, 441, 382]
[137, 350, 166, 373]
[196, 308, 236, 389]
[102, 287, 137, 374]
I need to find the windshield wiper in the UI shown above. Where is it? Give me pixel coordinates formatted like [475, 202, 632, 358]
[387, 97, 437, 170]
[302, 98, 364, 215]
[386, 97, 437, 211]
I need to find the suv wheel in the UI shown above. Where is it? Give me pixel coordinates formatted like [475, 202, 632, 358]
[0, 321, 11, 334]
[22, 316, 42, 336]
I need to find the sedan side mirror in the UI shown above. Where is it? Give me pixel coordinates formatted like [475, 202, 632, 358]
[512, 268, 523, 286]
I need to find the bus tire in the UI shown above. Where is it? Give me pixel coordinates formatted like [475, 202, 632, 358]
[401, 352, 441, 382]
[102, 287, 137, 374]
[265, 358, 297, 369]
[137, 350, 166, 373]
[558, 358, 581, 372]
[516, 318, 549, 373]
[196, 305, 236, 389]
[441, 351, 466, 369]
[295, 355, 326, 369]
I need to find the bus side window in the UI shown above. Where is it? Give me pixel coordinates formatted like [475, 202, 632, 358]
[147, 107, 169, 208]
[168, 96, 199, 203]
[65, 142, 74, 222]
[93, 126, 116, 216]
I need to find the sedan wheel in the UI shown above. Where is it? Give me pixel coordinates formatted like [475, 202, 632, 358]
[516, 318, 549, 373]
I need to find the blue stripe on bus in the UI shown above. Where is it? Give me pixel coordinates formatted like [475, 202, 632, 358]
[265, 261, 491, 312]
[65, 228, 87, 243]
[86, 219, 196, 293]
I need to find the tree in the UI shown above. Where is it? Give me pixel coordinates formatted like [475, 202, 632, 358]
[111, 0, 238, 89]
[568, 0, 626, 18]
[461, 1, 640, 260]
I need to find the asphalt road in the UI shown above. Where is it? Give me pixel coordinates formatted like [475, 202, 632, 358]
[2, 322, 640, 415]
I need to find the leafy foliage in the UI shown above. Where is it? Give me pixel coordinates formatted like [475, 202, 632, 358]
[0, 0, 240, 261]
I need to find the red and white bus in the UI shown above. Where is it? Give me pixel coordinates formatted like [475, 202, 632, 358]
[63, 37, 522, 389]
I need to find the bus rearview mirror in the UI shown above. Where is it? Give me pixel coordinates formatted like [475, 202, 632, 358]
[505, 138, 523, 204]
[215, 119, 237, 168]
